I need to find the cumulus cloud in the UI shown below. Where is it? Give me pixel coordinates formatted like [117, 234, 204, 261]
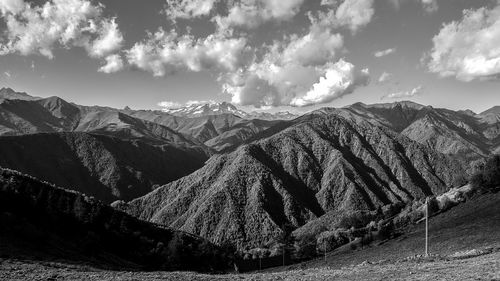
[213, 0, 305, 30]
[220, 17, 362, 108]
[0, 0, 124, 70]
[281, 27, 344, 66]
[383, 85, 422, 99]
[130, 0, 369, 108]
[334, 0, 375, 32]
[310, 0, 374, 33]
[126, 28, 250, 77]
[99, 54, 124, 73]
[0, 0, 25, 14]
[224, 58, 369, 107]
[290, 60, 369, 106]
[378, 71, 393, 83]
[427, 3, 500, 81]
[374, 48, 396, 58]
[165, 0, 218, 21]
[88, 18, 123, 58]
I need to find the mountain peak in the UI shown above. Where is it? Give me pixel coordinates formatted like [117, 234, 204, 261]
[0, 87, 38, 101]
[163, 101, 246, 117]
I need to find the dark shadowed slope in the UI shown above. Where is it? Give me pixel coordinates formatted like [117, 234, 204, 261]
[0, 132, 207, 203]
[0, 168, 231, 272]
[120, 113, 466, 251]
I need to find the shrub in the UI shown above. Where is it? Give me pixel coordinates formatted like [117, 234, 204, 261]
[338, 211, 376, 229]
[437, 195, 456, 212]
[317, 230, 350, 252]
[470, 155, 500, 192]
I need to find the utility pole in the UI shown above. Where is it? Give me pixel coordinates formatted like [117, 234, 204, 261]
[425, 197, 429, 257]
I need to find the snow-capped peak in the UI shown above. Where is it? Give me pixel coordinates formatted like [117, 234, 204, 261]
[161, 101, 297, 120]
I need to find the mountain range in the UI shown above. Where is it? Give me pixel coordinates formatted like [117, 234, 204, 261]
[1, 87, 499, 254]
[118, 112, 467, 251]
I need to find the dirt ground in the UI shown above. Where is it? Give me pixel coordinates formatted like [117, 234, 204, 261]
[1, 249, 499, 281]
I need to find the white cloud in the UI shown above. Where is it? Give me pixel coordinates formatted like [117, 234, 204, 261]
[290, 59, 370, 106]
[126, 28, 250, 77]
[213, 0, 305, 30]
[282, 27, 343, 66]
[378, 71, 393, 83]
[334, 0, 375, 33]
[225, 57, 369, 107]
[130, 0, 369, 108]
[311, 0, 374, 33]
[158, 101, 182, 109]
[0, 0, 124, 70]
[0, 0, 25, 14]
[4, 71, 12, 78]
[88, 18, 123, 58]
[98, 54, 124, 73]
[165, 0, 218, 21]
[374, 48, 396, 58]
[427, 4, 500, 81]
[383, 85, 422, 99]
[221, 19, 356, 108]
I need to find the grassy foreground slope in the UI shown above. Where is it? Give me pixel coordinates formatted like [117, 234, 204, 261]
[283, 189, 500, 271]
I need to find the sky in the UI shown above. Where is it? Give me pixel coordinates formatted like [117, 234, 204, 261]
[0, 0, 499, 114]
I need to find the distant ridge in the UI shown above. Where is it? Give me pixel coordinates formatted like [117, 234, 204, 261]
[0, 132, 207, 203]
[480, 106, 500, 116]
[0, 87, 39, 101]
